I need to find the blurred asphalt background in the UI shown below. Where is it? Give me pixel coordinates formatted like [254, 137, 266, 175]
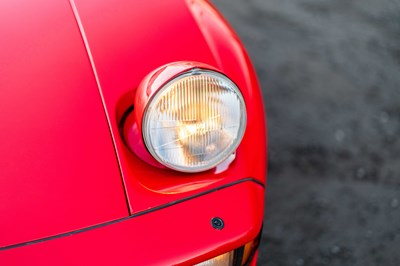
[212, 0, 400, 265]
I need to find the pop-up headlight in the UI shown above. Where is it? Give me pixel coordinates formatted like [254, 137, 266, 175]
[124, 62, 246, 173]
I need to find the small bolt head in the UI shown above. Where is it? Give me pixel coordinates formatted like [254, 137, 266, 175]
[211, 217, 224, 230]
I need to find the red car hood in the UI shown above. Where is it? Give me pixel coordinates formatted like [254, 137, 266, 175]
[0, 0, 266, 249]
[0, 1, 128, 248]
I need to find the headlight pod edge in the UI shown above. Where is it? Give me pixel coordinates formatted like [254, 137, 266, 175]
[123, 62, 247, 173]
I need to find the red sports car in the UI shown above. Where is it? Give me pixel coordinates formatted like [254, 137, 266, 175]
[0, 0, 267, 265]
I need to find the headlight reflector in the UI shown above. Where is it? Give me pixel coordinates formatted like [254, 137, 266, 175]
[142, 69, 246, 172]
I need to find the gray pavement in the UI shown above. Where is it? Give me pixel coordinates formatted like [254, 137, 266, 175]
[212, 0, 400, 265]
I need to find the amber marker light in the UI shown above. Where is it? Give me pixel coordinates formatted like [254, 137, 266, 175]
[123, 62, 246, 172]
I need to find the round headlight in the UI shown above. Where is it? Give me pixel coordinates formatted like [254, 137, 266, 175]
[142, 68, 246, 172]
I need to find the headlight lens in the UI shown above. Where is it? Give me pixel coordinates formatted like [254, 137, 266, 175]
[195, 251, 234, 266]
[195, 235, 260, 266]
[142, 69, 246, 172]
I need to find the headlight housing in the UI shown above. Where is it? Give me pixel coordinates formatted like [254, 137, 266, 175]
[123, 62, 246, 173]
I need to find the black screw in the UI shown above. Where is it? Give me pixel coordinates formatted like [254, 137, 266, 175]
[211, 217, 224, 230]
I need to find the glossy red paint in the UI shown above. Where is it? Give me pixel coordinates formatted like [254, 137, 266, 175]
[0, 181, 264, 265]
[0, 0, 127, 248]
[0, 0, 267, 264]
